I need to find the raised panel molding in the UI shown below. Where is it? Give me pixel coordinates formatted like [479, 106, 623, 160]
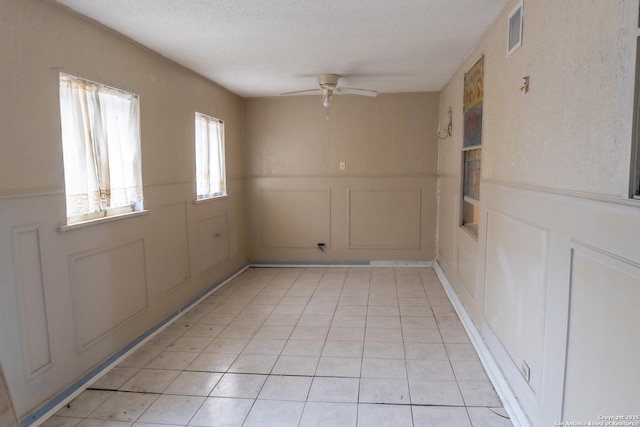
[69, 238, 149, 351]
[199, 214, 230, 272]
[10, 224, 52, 378]
[261, 188, 331, 248]
[438, 192, 457, 267]
[484, 210, 549, 395]
[563, 241, 640, 420]
[348, 188, 421, 249]
[157, 202, 191, 294]
[456, 245, 477, 299]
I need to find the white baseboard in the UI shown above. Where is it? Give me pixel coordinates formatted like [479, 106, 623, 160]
[433, 260, 531, 427]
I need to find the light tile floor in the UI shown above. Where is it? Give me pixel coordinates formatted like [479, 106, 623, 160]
[42, 267, 514, 427]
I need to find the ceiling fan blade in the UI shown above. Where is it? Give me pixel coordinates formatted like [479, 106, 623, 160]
[279, 89, 323, 96]
[335, 87, 378, 97]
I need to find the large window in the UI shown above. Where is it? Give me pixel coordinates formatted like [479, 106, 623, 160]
[195, 113, 226, 200]
[59, 74, 143, 224]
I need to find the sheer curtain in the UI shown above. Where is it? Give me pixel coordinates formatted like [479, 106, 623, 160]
[195, 113, 226, 199]
[59, 74, 143, 219]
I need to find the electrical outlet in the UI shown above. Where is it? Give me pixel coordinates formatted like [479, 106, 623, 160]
[521, 361, 531, 382]
[339, 161, 346, 171]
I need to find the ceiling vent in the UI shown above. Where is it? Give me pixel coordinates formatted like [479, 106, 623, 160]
[507, 1, 523, 57]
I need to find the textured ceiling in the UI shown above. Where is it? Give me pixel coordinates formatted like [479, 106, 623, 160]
[54, 0, 508, 97]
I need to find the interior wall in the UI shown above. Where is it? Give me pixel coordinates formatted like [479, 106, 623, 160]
[436, 0, 640, 425]
[0, 0, 247, 420]
[243, 94, 439, 262]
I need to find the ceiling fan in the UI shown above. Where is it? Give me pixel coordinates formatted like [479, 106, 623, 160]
[280, 74, 377, 108]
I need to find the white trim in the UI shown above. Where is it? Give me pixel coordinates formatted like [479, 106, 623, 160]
[58, 210, 149, 232]
[434, 260, 531, 427]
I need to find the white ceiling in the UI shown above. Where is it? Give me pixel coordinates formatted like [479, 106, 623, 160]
[54, 0, 508, 98]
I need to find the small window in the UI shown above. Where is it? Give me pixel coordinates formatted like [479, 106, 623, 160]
[462, 56, 484, 237]
[462, 148, 481, 235]
[507, 1, 523, 57]
[195, 113, 226, 200]
[59, 74, 143, 224]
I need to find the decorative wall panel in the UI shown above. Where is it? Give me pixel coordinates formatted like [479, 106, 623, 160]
[199, 214, 230, 272]
[348, 188, 421, 249]
[457, 245, 477, 299]
[563, 242, 640, 420]
[484, 210, 548, 394]
[261, 189, 331, 248]
[11, 225, 52, 377]
[158, 202, 190, 293]
[70, 239, 148, 350]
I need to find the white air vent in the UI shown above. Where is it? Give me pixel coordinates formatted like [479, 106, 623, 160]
[507, 1, 523, 57]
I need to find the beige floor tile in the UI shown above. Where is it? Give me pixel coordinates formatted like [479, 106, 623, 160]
[186, 352, 237, 372]
[307, 377, 360, 403]
[227, 354, 278, 374]
[359, 378, 410, 404]
[258, 375, 312, 401]
[243, 400, 304, 427]
[357, 403, 413, 427]
[271, 355, 319, 375]
[144, 351, 198, 370]
[89, 391, 158, 422]
[315, 357, 362, 377]
[361, 358, 408, 379]
[281, 339, 325, 356]
[299, 402, 357, 427]
[164, 371, 223, 396]
[412, 405, 472, 426]
[210, 373, 267, 398]
[137, 394, 204, 425]
[451, 359, 490, 381]
[55, 390, 114, 418]
[408, 379, 464, 406]
[188, 397, 253, 427]
[406, 359, 455, 381]
[458, 381, 503, 406]
[322, 340, 363, 358]
[119, 369, 180, 393]
[467, 407, 514, 427]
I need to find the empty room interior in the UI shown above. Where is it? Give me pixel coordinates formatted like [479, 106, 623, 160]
[1, 0, 639, 426]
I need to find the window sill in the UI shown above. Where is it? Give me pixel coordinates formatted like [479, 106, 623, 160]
[194, 194, 229, 205]
[461, 223, 479, 240]
[58, 210, 150, 232]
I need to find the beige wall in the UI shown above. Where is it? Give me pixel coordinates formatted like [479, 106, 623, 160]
[243, 94, 439, 262]
[437, 0, 640, 425]
[0, 0, 247, 419]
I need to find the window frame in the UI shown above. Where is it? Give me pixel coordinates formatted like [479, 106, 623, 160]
[631, 36, 640, 200]
[194, 112, 227, 201]
[58, 73, 144, 226]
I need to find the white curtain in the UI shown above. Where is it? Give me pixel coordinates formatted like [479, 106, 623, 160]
[59, 74, 143, 218]
[195, 114, 226, 198]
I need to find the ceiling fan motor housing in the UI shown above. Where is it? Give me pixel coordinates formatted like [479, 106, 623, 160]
[318, 74, 339, 89]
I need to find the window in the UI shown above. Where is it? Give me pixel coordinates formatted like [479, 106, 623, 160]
[507, 1, 523, 57]
[59, 74, 143, 224]
[195, 113, 226, 200]
[462, 57, 484, 237]
[632, 36, 640, 199]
